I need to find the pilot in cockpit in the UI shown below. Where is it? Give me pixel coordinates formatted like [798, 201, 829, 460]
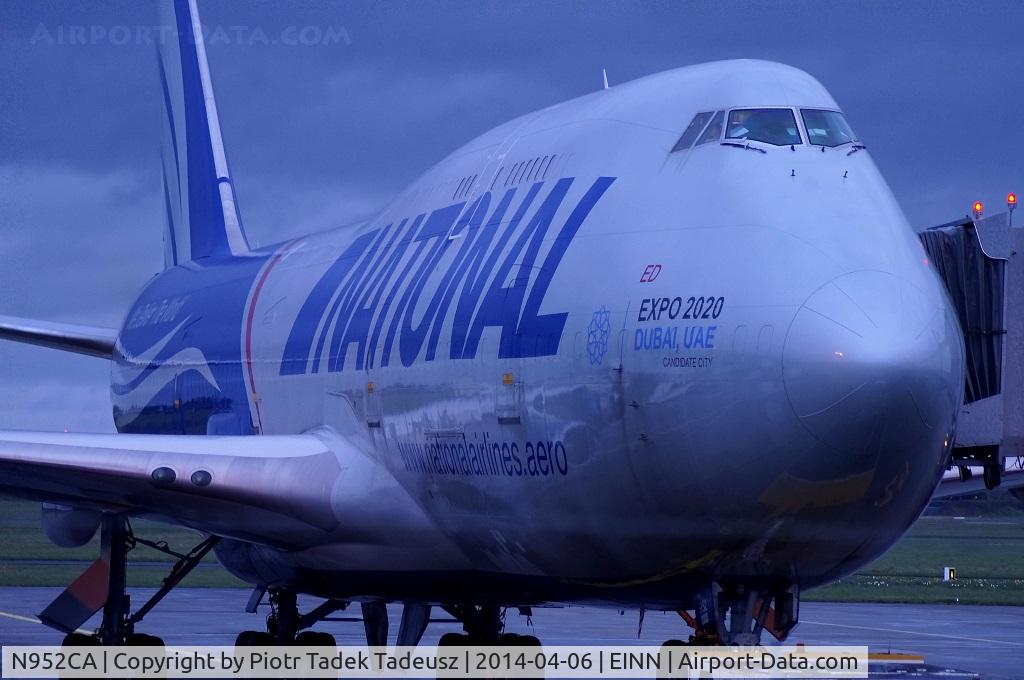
[727, 108, 801, 146]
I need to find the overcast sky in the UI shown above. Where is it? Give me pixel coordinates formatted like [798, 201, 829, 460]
[1, 0, 1022, 432]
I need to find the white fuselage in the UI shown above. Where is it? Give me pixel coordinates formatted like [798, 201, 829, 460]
[113, 60, 964, 608]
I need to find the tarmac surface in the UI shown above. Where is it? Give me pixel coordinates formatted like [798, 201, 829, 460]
[1, 588, 1022, 679]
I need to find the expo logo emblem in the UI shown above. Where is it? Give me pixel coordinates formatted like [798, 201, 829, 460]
[640, 264, 661, 282]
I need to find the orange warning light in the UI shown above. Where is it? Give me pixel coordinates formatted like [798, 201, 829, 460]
[973, 201, 984, 218]
[1009, 193, 1018, 207]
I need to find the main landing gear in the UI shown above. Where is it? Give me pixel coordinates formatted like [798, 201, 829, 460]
[235, 594, 436, 646]
[52, 515, 749, 650]
[45, 513, 539, 648]
[48, 514, 219, 646]
[243, 600, 542, 647]
[669, 581, 800, 646]
[234, 588, 347, 646]
[437, 605, 541, 647]
[46, 513, 347, 647]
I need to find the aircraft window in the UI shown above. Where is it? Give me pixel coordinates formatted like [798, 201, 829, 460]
[726, 108, 802, 146]
[801, 109, 856, 147]
[696, 111, 724, 145]
[672, 111, 715, 152]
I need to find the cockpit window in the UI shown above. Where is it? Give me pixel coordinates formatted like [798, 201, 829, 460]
[696, 111, 724, 145]
[801, 109, 856, 147]
[726, 108, 802, 146]
[671, 111, 715, 152]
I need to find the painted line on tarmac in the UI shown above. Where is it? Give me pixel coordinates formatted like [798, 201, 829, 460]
[0, 609, 90, 635]
[0, 610, 41, 625]
[800, 619, 1024, 647]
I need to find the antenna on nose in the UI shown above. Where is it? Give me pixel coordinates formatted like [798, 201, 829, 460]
[602, 68, 610, 90]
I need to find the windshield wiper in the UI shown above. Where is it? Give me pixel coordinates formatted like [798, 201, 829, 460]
[720, 140, 768, 154]
[816, 139, 866, 153]
[846, 141, 867, 156]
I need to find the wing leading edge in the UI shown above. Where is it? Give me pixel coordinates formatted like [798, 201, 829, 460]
[0, 430, 344, 549]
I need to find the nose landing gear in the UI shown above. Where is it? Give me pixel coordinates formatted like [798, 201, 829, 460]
[673, 582, 799, 646]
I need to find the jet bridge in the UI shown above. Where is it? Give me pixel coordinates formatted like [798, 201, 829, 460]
[919, 208, 1024, 490]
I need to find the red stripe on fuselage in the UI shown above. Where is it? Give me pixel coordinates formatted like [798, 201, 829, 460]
[244, 240, 301, 433]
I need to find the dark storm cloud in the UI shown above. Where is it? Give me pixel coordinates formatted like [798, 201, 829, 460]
[1, 0, 1022, 431]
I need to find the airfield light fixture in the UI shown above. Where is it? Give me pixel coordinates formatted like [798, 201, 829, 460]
[1009, 193, 1018, 212]
[972, 201, 984, 219]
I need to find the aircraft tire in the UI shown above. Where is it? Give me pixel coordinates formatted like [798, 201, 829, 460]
[438, 632, 468, 646]
[657, 640, 688, 679]
[61, 632, 99, 646]
[127, 632, 165, 646]
[295, 630, 336, 646]
[235, 630, 274, 646]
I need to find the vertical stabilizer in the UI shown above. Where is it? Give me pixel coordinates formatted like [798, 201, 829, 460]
[158, 0, 249, 267]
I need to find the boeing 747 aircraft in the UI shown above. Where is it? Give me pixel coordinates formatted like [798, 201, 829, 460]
[0, 0, 966, 647]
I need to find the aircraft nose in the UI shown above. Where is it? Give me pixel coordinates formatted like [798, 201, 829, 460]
[783, 271, 963, 461]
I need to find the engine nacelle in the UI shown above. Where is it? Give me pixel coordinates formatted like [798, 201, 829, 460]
[41, 503, 102, 548]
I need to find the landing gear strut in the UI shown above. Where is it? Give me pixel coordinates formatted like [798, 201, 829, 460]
[98, 514, 130, 645]
[442, 604, 503, 644]
[439, 605, 541, 646]
[267, 589, 300, 643]
[238, 595, 437, 646]
[236, 588, 347, 646]
[676, 581, 799, 645]
[51, 514, 219, 646]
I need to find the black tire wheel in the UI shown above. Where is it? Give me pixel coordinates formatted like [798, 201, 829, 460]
[500, 632, 522, 644]
[296, 630, 336, 646]
[438, 632, 468, 646]
[658, 639, 688, 679]
[235, 630, 274, 646]
[127, 632, 165, 646]
[62, 632, 98, 646]
[519, 634, 541, 647]
[235, 630, 255, 646]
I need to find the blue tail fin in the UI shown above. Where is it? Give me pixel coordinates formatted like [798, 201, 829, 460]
[158, 0, 249, 267]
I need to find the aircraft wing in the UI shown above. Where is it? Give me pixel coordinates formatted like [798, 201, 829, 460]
[0, 315, 117, 359]
[0, 429, 347, 549]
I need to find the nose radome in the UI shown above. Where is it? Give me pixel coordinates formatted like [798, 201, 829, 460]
[783, 270, 963, 459]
